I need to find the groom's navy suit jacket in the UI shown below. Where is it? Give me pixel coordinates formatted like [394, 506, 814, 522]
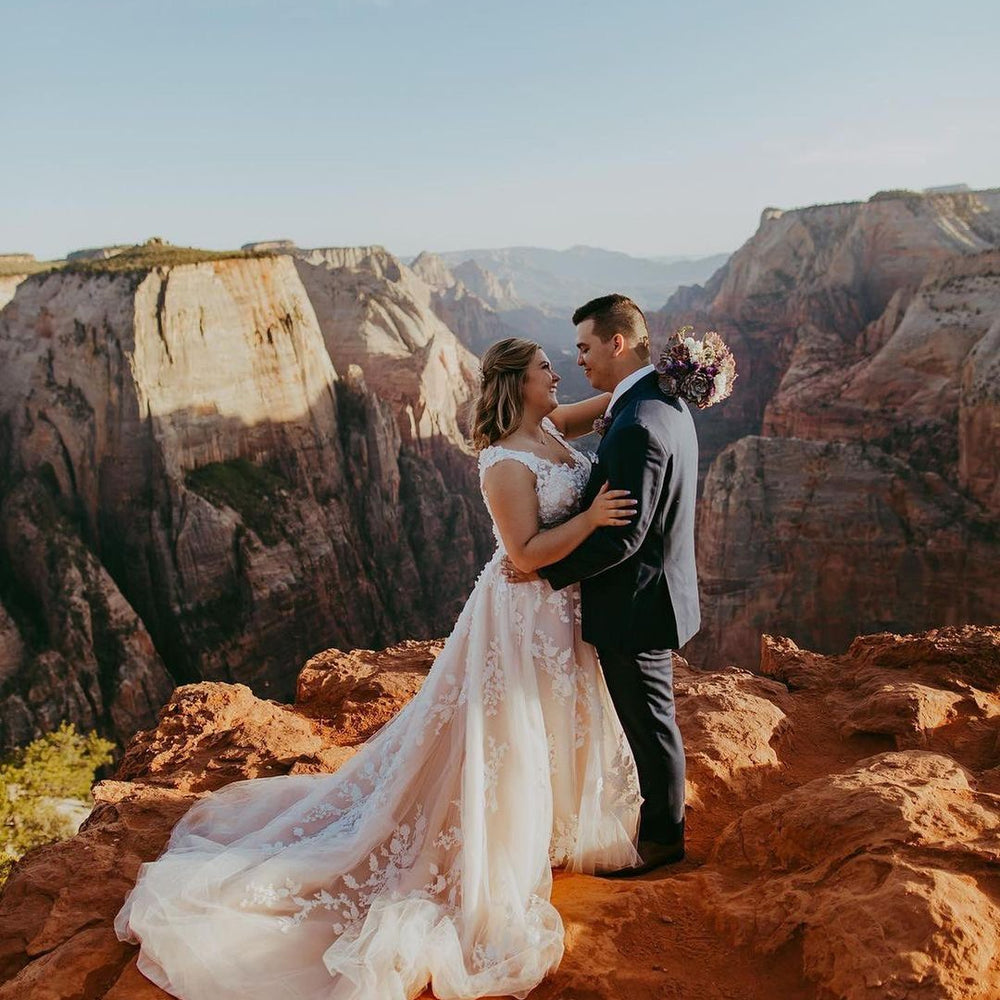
[539, 371, 700, 653]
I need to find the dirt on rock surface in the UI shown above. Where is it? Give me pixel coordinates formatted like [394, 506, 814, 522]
[1, 626, 999, 1000]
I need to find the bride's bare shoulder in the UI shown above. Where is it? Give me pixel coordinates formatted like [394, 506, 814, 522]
[480, 452, 538, 498]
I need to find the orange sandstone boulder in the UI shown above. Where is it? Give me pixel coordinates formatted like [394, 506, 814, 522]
[700, 751, 1000, 999]
[2, 629, 1000, 999]
[296, 639, 443, 744]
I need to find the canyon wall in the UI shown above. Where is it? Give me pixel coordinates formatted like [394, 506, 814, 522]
[657, 189, 1000, 667]
[695, 436, 997, 668]
[0, 277, 26, 312]
[0, 250, 492, 748]
[410, 251, 511, 357]
[291, 246, 484, 462]
[960, 308, 1000, 513]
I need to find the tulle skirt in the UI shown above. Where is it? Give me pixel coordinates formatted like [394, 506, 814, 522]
[114, 553, 642, 999]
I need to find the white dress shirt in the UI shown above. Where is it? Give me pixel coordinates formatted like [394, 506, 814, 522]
[604, 364, 656, 416]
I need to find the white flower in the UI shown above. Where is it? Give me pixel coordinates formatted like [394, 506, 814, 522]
[714, 373, 728, 396]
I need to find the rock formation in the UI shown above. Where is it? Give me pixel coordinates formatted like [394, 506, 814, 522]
[451, 258, 521, 311]
[0, 278, 25, 312]
[0, 479, 173, 749]
[1, 624, 997, 999]
[656, 189, 1000, 667]
[959, 301, 1000, 515]
[291, 246, 481, 453]
[693, 435, 998, 670]
[65, 246, 133, 263]
[240, 239, 296, 253]
[0, 248, 493, 746]
[655, 189, 1000, 477]
[411, 251, 592, 402]
[411, 251, 512, 357]
[763, 249, 1000, 480]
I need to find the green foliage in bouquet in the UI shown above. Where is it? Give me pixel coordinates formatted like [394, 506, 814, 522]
[0, 721, 114, 884]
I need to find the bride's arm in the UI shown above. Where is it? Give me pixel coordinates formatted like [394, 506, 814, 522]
[546, 393, 612, 439]
[482, 460, 635, 574]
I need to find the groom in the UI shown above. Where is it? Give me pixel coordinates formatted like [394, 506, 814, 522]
[508, 293, 700, 873]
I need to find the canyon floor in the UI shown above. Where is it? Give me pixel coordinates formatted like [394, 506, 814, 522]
[1, 626, 998, 999]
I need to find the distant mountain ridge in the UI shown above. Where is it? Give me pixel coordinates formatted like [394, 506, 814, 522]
[430, 244, 729, 313]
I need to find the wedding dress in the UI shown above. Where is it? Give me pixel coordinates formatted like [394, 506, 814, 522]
[114, 416, 642, 1000]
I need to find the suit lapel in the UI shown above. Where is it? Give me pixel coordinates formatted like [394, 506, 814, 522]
[607, 370, 660, 424]
[592, 371, 660, 479]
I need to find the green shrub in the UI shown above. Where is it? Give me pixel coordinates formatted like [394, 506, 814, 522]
[0, 722, 114, 883]
[185, 458, 291, 546]
[0, 257, 61, 277]
[62, 241, 273, 276]
[868, 189, 924, 204]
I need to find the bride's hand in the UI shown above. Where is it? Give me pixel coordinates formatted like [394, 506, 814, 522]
[587, 482, 637, 528]
[501, 555, 538, 583]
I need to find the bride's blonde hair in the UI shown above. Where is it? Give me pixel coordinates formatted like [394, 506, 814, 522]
[470, 337, 540, 451]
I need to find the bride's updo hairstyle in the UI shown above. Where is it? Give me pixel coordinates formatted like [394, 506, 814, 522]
[471, 337, 541, 451]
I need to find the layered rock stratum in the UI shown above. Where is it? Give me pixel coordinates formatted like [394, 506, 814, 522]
[655, 189, 1000, 667]
[0, 245, 492, 747]
[0, 278, 25, 312]
[1, 624, 997, 999]
[656, 189, 1000, 477]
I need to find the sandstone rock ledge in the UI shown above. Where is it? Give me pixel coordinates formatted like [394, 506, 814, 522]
[1, 627, 998, 1000]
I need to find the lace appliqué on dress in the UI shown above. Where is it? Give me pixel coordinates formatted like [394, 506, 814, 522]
[477, 416, 592, 542]
[115, 416, 641, 1000]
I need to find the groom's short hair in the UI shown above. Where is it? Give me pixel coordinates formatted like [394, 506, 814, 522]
[572, 294, 651, 361]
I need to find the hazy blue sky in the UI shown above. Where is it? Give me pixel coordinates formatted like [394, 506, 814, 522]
[4, 0, 998, 261]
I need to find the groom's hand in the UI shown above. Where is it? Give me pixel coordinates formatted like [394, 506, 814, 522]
[501, 556, 539, 583]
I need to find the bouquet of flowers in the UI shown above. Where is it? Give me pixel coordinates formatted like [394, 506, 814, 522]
[655, 326, 737, 409]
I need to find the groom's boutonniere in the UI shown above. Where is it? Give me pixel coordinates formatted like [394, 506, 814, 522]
[592, 415, 612, 437]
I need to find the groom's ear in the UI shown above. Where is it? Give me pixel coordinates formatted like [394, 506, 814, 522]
[611, 333, 627, 357]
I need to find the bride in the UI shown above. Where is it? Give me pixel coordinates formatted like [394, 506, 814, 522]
[114, 337, 644, 1000]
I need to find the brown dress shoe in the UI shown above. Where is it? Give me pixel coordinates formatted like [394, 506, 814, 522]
[600, 838, 685, 878]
